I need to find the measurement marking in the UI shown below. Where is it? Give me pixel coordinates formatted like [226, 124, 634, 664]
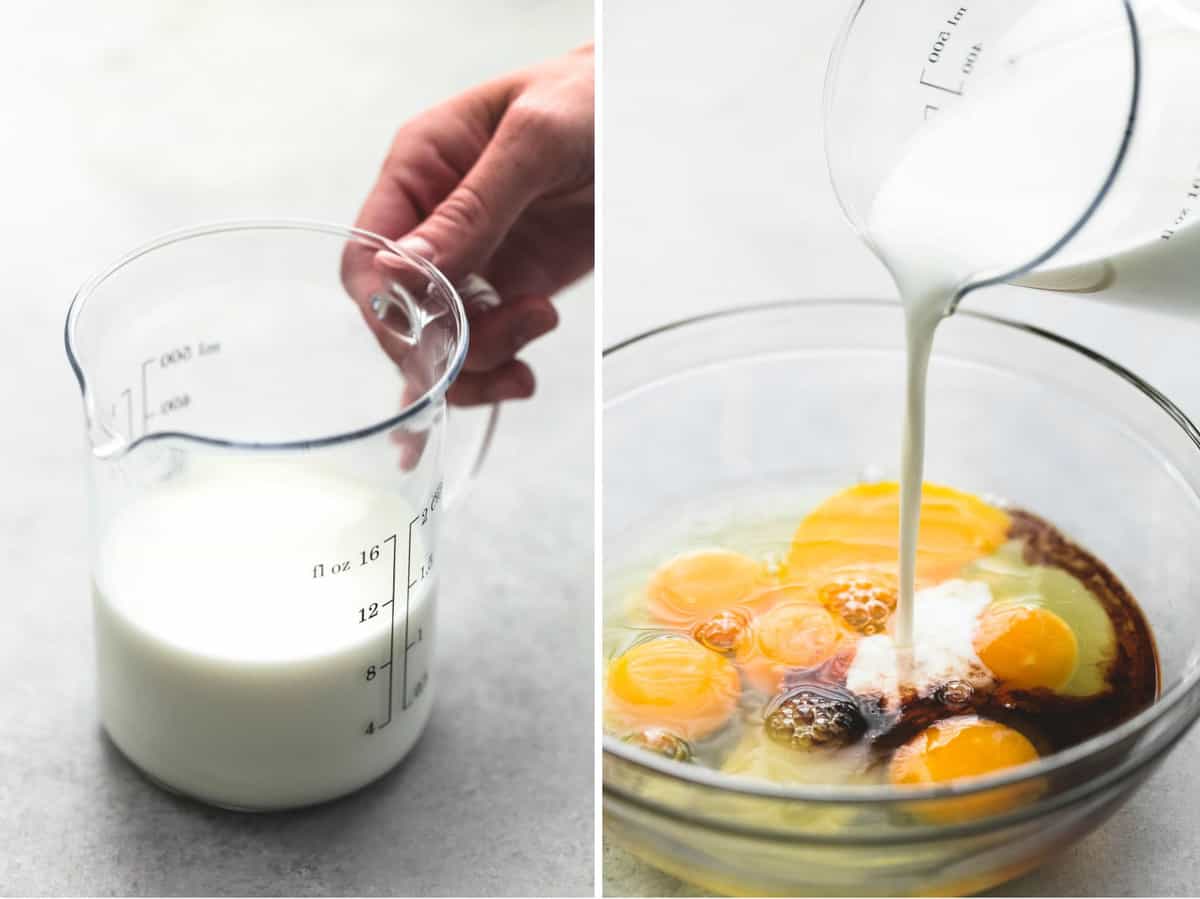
[403, 515, 419, 710]
[919, 69, 963, 96]
[381, 533, 398, 729]
[120, 388, 132, 440]
[139, 358, 155, 433]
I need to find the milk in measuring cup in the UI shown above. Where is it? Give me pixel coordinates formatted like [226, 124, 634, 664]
[858, 0, 1200, 647]
[94, 456, 436, 809]
[1017, 6, 1200, 306]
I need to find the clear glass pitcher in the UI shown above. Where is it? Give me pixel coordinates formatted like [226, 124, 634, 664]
[825, 0, 1200, 312]
[65, 220, 495, 810]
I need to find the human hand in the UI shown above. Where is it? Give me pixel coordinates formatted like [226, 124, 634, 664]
[349, 44, 594, 405]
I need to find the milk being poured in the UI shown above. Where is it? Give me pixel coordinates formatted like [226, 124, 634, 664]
[863, 0, 1200, 645]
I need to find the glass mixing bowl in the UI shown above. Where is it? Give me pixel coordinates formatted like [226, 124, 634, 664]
[603, 300, 1200, 897]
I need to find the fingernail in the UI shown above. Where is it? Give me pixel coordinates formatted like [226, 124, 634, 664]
[396, 234, 435, 262]
[514, 305, 559, 346]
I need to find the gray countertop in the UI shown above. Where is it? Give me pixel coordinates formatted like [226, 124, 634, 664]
[603, 1, 1200, 895]
[0, 2, 592, 895]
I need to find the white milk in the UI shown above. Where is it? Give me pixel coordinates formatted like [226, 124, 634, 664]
[94, 456, 435, 809]
[864, 0, 1200, 646]
[1020, 7, 1200, 306]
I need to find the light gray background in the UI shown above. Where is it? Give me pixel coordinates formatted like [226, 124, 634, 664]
[604, 1, 1200, 896]
[0, 2, 592, 896]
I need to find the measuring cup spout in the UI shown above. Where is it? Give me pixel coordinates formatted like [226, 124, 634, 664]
[825, 0, 1143, 306]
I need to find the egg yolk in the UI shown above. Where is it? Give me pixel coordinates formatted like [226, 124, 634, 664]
[606, 638, 741, 740]
[787, 482, 1010, 586]
[737, 601, 843, 693]
[889, 716, 1041, 820]
[645, 549, 768, 626]
[974, 605, 1079, 691]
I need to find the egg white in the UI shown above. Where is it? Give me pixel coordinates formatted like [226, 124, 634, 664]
[965, 542, 1117, 697]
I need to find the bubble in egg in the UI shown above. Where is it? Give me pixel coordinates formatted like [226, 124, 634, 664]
[819, 574, 897, 636]
[691, 607, 753, 655]
[763, 684, 865, 750]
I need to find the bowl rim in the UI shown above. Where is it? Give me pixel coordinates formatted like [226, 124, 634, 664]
[602, 298, 1200, 809]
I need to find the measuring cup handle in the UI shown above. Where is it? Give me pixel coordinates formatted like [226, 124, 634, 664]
[443, 274, 503, 509]
[443, 403, 499, 509]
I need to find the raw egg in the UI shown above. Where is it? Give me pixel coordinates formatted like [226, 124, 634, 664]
[605, 637, 741, 740]
[889, 716, 1042, 820]
[966, 542, 1117, 696]
[645, 549, 769, 626]
[737, 601, 844, 693]
[786, 482, 1010, 586]
[974, 605, 1079, 691]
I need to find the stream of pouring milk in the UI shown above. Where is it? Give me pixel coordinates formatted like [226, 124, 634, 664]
[862, 1, 1196, 647]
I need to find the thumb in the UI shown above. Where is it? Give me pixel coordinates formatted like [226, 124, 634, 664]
[395, 115, 542, 283]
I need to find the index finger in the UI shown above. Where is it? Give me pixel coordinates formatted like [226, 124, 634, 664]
[342, 94, 501, 309]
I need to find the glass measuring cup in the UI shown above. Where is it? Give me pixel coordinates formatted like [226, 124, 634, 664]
[825, 0, 1200, 311]
[65, 220, 496, 810]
